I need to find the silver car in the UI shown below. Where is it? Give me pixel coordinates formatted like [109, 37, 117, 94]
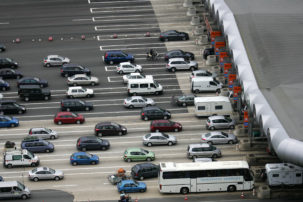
[123, 96, 155, 108]
[206, 115, 236, 130]
[67, 74, 99, 86]
[190, 69, 217, 80]
[167, 58, 198, 72]
[201, 131, 238, 145]
[117, 62, 142, 74]
[143, 132, 177, 146]
[43, 55, 70, 67]
[187, 143, 221, 159]
[28, 167, 64, 181]
[67, 86, 94, 98]
[122, 73, 153, 84]
[28, 128, 58, 139]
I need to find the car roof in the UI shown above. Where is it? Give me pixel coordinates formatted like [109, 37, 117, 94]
[62, 99, 82, 102]
[62, 64, 81, 68]
[130, 96, 144, 99]
[105, 50, 124, 53]
[151, 120, 170, 123]
[119, 62, 132, 65]
[128, 73, 141, 76]
[134, 163, 157, 168]
[30, 127, 47, 131]
[120, 180, 134, 184]
[47, 55, 60, 58]
[96, 121, 114, 126]
[208, 115, 226, 120]
[142, 106, 160, 110]
[72, 152, 89, 156]
[149, 132, 166, 136]
[68, 86, 84, 90]
[34, 167, 51, 172]
[56, 112, 73, 116]
[126, 147, 142, 152]
[79, 136, 97, 140]
[167, 49, 183, 53]
[0, 100, 17, 104]
[193, 69, 208, 73]
[70, 74, 88, 78]
[168, 58, 185, 62]
[189, 143, 211, 148]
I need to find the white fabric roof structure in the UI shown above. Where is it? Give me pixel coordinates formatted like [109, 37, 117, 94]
[210, 0, 303, 166]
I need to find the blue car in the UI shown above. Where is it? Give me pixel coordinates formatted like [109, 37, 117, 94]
[0, 79, 9, 91]
[0, 115, 19, 128]
[104, 50, 134, 65]
[70, 152, 99, 166]
[117, 180, 146, 193]
[21, 138, 54, 153]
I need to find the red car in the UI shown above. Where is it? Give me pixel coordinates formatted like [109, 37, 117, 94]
[54, 112, 85, 125]
[150, 120, 182, 132]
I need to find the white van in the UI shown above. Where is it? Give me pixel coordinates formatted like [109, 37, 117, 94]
[4, 149, 39, 168]
[127, 78, 163, 96]
[194, 96, 233, 117]
[0, 181, 31, 199]
[265, 163, 303, 186]
[191, 77, 222, 93]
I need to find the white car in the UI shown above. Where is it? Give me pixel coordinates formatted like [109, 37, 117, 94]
[67, 74, 99, 86]
[66, 86, 94, 98]
[0, 93, 3, 100]
[122, 73, 153, 84]
[43, 55, 70, 67]
[123, 96, 155, 108]
[28, 128, 58, 140]
[167, 58, 198, 72]
[116, 62, 142, 74]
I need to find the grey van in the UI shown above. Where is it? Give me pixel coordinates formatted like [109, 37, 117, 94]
[0, 181, 30, 200]
[187, 143, 221, 159]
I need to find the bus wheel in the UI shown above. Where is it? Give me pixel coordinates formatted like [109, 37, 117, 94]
[180, 187, 189, 195]
[227, 185, 236, 192]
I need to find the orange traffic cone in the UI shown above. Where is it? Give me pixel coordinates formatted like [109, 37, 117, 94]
[184, 194, 188, 200]
[241, 192, 245, 198]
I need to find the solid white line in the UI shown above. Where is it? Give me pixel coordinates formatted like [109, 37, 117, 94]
[107, 77, 111, 82]
[100, 46, 102, 50]
[96, 23, 159, 28]
[101, 46, 195, 51]
[101, 42, 165, 47]
[89, 0, 149, 3]
[72, 19, 92, 21]
[97, 36, 159, 41]
[91, 8, 153, 13]
[95, 26, 159, 31]
[92, 14, 187, 20]
[0, 22, 9, 25]
[91, 5, 153, 9]
[88, 0, 91, 4]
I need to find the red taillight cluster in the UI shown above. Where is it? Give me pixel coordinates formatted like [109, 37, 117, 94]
[61, 69, 63, 72]
[77, 141, 80, 146]
[105, 53, 108, 59]
[202, 138, 206, 140]
[159, 184, 162, 190]
[141, 112, 144, 116]
[44, 60, 47, 63]
[29, 131, 32, 135]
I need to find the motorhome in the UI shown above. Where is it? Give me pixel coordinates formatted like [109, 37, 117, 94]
[194, 96, 233, 117]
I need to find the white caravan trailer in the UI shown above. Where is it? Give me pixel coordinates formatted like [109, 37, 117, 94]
[194, 96, 233, 117]
[265, 163, 303, 186]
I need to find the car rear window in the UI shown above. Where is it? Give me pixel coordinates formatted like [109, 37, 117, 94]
[132, 165, 140, 173]
[205, 133, 211, 137]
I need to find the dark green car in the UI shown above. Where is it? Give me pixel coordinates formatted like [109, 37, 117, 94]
[123, 147, 155, 162]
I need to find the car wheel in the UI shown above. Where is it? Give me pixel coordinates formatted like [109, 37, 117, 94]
[46, 63, 51, 67]
[182, 37, 186, 41]
[207, 141, 213, 145]
[140, 189, 145, 193]
[171, 67, 176, 72]
[194, 89, 199, 94]
[216, 89, 221, 94]
[54, 176, 60, 181]
[192, 155, 197, 159]
[227, 185, 236, 192]
[174, 128, 179, 132]
[163, 116, 168, 120]
[182, 102, 187, 107]
[210, 126, 215, 130]
[76, 120, 81, 124]
[118, 131, 123, 136]
[91, 161, 96, 165]
[81, 147, 86, 152]
[119, 71, 123, 74]
[66, 108, 70, 112]
[44, 96, 49, 101]
[24, 97, 29, 102]
[146, 104, 151, 107]
[18, 110, 23, 114]
[97, 132, 102, 137]
[64, 73, 69, 77]
[229, 125, 235, 129]
[135, 69, 140, 72]
[21, 194, 28, 200]
[45, 149, 50, 153]
[164, 38, 168, 42]
[180, 187, 189, 195]
[10, 123, 16, 127]
[57, 121, 62, 125]
[139, 176, 144, 180]
[128, 105, 134, 109]
[50, 135, 55, 140]
[85, 107, 90, 111]
[144, 116, 148, 121]
[147, 142, 152, 147]
[73, 83, 77, 86]
[127, 158, 131, 162]
[86, 94, 91, 98]
[110, 61, 114, 65]
[7, 164, 12, 169]
[16, 75, 21, 79]
[91, 82, 96, 86]
[2, 87, 6, 91]
[190, 66, 195, 71]
[72, 162, 77, 166]
[212, 154, 218, 158]
[132, 92, 137, 96]
[155, 91, 159, 95]
[146, 157, 152, 161]
[101, 146, 106, 151]
[228, 140, 234, 144]
[31, 163, 37, 167]
[168, 141, 173, 146]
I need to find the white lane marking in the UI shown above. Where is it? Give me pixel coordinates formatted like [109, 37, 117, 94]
[53, 184, 78, 188]
[101, 42, 168, 47]
[91, 5, 153, 9]
[0, 22, 9, 25]
[107, 77, 111, 82]
[91, 8, 153, 13]
[93, 14, 187, 20]
[95, 26, 159, 31]
[100, 46, 102, 50]
[89, 0, 149, 3]
[72, 19, 92, 21]
[101, 45, 196, 51]
[88, 0, 91, 4]
[97, 36, 159, 41]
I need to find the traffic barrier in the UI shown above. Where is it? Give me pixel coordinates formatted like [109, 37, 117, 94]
[48, 36, 53, 41]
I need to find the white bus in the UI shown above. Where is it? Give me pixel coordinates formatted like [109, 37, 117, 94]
[159, 161, 254, 194]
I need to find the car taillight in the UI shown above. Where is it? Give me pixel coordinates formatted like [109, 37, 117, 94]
[95, 128, 100, 131]
[44, 60, 47, 63]
[202, 138, 206, 140]
[29, 131, 32, 135]
[160, 184, 162, 190]
[160, 35, 163, 38]
[77, 141, 80, 146]
[124, 155, 127, 158]
[61, 69, 63, 72]
[124, 101, 126, 104]
[166, 64, 170, 67]
[135, 173, 138, 176]
[105, 53, 108, 59]
[141, 113, 144, 116]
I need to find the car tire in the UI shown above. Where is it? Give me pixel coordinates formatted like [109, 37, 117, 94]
[66, 108, 70, 112]
[168, 141, 173, 146]
[118, 131, 123, 136]
[85, 107, 90, 111]
[91, 82, 96, 86]
[110, 61, 114, 65]
[132, 92, 137, 96]
[31, 163, 37, 167]
[163, 116, 168, 120]
[182, 102, 187, 107]
[182, 37, 186, 41]
[194, 89, 199, 94]
[140, 189, 145, 193]
[207, 141, 213, 145]
[171, 67, 176, 72]
[119, 71, 123, 74]
[24, 97, 29, 102]
[212, 154, 218, 158]
[192, 155, 197, 159]
[216, 89, 221, 94]
[81, 147, 86, 152]
[227, 185, 236, 192]
[164, 38, 168, 42]
[21, 194, 28, 200]
[174, 128, 179, 132]
[228, 140, 234, 144]
[46, 63, 51, 67]
[86, 94, 91, 98]
[97, 132, 102, 137]
[44, 96, 49, 101]
[64, 73, 69, 78]
[190, 66, 195, 71]
[16, 75, 21, 79]
[7, 164, 12, 169]
[91, 161, 96, 165]
[10, 123, 16, 127]
[139, 176, 144, 180]
[2, 87, 6, 91]
[40, 84, 44, 88]
[146, 157, 152, 161]
[127, 158, 131, 162]
[210, 126, 215, 130]
[101, 146, 106, 151]
[144, 116, 148, 121]
[72, 162, 77, 166]
[180, 187, 189, 195]
[18, 110, 23, 114]
[229, 125, 235, 129]
[76, 120, 81, 124]
[50, 135, 56, 139]
[54, 176, 60, 181]
[73, 83, 77, 86]
[147, 142, 152, 147]
[128, 105, 134, 109]
[58, 121, 62, 125]
[45, 149, 50, 153]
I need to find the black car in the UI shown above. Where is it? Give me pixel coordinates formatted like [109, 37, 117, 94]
[0, 44, 6, 52]
[171, 94, 196, 107]
[159, 30, 189, 42]
[17, 77, 48, 88]
[131, 163, 159, 180]
[0, 79, 9, 91]
[0, 100, 26, 115]
[0, 68, 23, 79]
[18, 85, 51, 102]
[164, 50, 194, 61]
[140, 106, 171, 121]
[77, 136, 110, 151]
[61, 99, 93, 112]
[94, 122, 127, 137]
[61, 64, 91, 77]
[0, 58, 18, 68]
[203, 47, 214, 60]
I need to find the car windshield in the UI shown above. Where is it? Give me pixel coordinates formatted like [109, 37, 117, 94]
[58, 56, 64, 60]
[111, 123, 120, 128]
[96, 138, 103, 143]
[79, 100, 85, 105]
[3, 116, 12, 121]
[33, 77, 40, 81]
[154, 81, 160, 88]
[140, 149, 148, 154]
[81, 87, 87, 91]
[221, 132, 228, 137]
[162, 133, 169, 138]
[87, 153, 93, 158]
[44, 128, 52, 133]
[49, 168, 56, 174]
[27, 150, 34, 158]
[71, 112, 78, 117]
[126, 97, 132, 101]
[133, 181, 139, 186]
[17, 182, 25, 190]
[214, 78, 220, 84]
[205, 133, 211, 137]
[145, 134, 151, 138]
[31, 168, 37, 173]
[6, 58, 12, 62]
[225, 117, 232, 122]
[142, 98, 147, 102]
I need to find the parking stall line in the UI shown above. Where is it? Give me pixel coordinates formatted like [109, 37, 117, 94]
[91, 8, 154, 14]
[95, 26, 160, 31]
[93, 14, 189, 20]
[89, 0, 150, 4]
[97, 36, 159, 41]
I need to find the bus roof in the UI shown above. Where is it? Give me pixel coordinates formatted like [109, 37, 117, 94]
[160, 161, 249, 171]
